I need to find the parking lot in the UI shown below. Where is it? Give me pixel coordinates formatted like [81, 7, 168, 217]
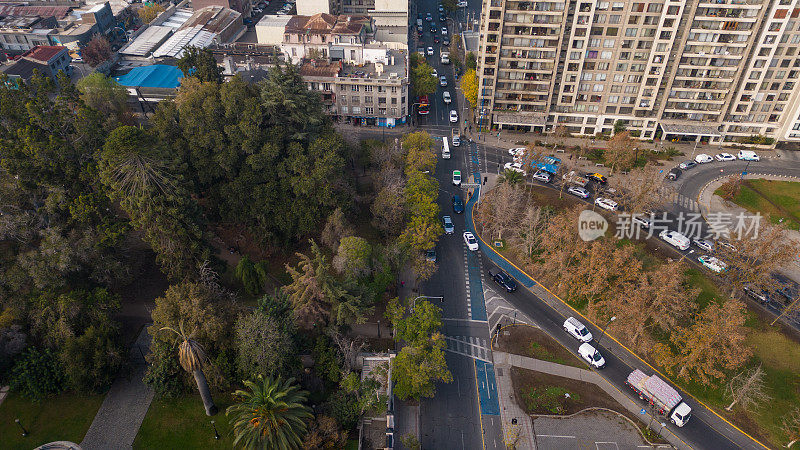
[533, 409, 674, 450]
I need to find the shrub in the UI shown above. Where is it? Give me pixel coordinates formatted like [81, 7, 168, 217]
[10, 347, 65, 400]
[143, 340, 190, 398]
[61, 324, 124, 393]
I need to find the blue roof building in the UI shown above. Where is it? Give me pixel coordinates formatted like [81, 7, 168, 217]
[115, 64, 184, 89]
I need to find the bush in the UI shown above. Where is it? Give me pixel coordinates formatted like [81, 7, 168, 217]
[313, 335, 341, 385]
[143, 340, 190, 398]
[61, 324, 124, 393]
[10, 347, 65, 400]
[324, 389, 360, 431]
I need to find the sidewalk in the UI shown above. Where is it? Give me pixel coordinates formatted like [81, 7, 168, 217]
[80, 327, 155, 450]
[494, 362, 535, 449]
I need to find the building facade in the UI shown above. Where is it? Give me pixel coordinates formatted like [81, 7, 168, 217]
[477, 0, 800, 143]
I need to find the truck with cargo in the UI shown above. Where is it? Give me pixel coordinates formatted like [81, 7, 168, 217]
[626, 369, 692, 427]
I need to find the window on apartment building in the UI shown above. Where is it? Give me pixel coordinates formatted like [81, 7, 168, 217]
[611, 2, 624, 10]
[607, 27, 618, 35]
[588, 38, 600, 47]
[351, 85, 360, 91]
[570, 51, 582, 59]
[615, 64, 627, 72]
[365, 107, 374, 114]
[391, 97, 397, 104]
[784, 81, 795, 89]
[352, 96, 360, 104]
[628, 16, 639, 24]
[582, 73, 593, 80]
[593, 84, 604, 91]
[597, 1, 609, 9]
[647, 3, 662, 12]
[762, 104, 771, 112]
[561, 95, 573, 102]
[365, 97, 373, 104]
[341, 106, 349, 113]
[777, 70, 787, 78]
[391, 86, 397, 93]
[601, 51, 613, 59]
[609, 95, 619, 103]
[594, 14, 607, 23]
[610, 15, 621, 24]
[402, 107, 406, 115]
[765, 35, 777, 44]
[597, 73, 607, 81]
[624, 85, 639, 93]
[587, 50, 598, 58]
[365, 85, 373, 92]
[656, 43, 668, 51]
[750, 71, 761, 80]
[575, 28, 588, 36]
[611, 85, 622, 93]
[619, 52, 631, 60]
[667, 5, 680, 14]
[779, 93, 790, 100]
[379, 108, 386, 115]
[573, 40, 585, 48]
[597, 62, 610, 70]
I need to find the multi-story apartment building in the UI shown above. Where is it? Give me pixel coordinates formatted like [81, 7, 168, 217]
[478, 0, 800, 143]
[281, 13, 371, 64]
[300, 45, 410, 125]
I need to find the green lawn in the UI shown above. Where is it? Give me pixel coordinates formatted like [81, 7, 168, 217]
[684, 268, 723, 310]
[0, 392, 103, 449]
[133, 393, 235, 449]
[717, 179, 800, 230]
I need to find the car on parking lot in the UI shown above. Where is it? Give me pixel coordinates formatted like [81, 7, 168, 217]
[443, 91, 451, 103]
[695, 153, 713, 164]
[744, 285, 771, 304]
[578, 343, 606, 369]
[508, 147, 526, 157]
[594, 197, 618, 211]
[439, 75, 447, 86]
[715, 152, 736, 162]
[667, 167, 682, 180]
[679, 160, 697, 170]
[433, 35, 440, 43]
[452, 169, 462, 186]
[430, 25, 437, 33]
[532, 170, 551, 183]
[504, 161, 526, 175]
[463, 231, 479, 251]
[426, 249, 436, 262]
[452, 195, 464, 213]
[632, 214, 651, 228]
[568, 186, 590, 199]
[659, 230, 690, 250]
[427, 46, 434, 56]
[692, 238, 714, 252]
[442, 215, 454, 234]
[563, 317, 593, 342]
[586, 172, 607, 184]
[489, 268, 517, 292]
[443, 37, 450, 45]
[449, 110, 458, 123]
[431, 68, 438, 78]
[698, 255, 727, 273]
[738, 150, 760, 161]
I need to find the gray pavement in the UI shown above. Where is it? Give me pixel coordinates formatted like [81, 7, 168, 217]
[80, 327, 154, 450]
[534, 409, 671, 450]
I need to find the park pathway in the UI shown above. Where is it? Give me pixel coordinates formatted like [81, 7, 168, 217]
[80, 327, 154, 450]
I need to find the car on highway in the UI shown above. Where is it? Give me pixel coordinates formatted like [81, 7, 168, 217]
[508, 147, 527, 157]
[738, 150, 760, 161]
[443, 37, 450, 46]
[452, 169, 462, 186]
[503, 161, 527, 175]
[532, 170, 551, 183]
[744, 285, 771, 304]
[443, 91, 451, 103]
[442, 26, 448, 35]
[594, 197, 618, 211]
[452, 195, 464, 213]
[659, 230, 690, 250]
[439, 75, 447, 86]
[586, 172, 607, 184]
[489, 268, 517, 292]
[431, 68, 438, 78]
[563, 317, 593, 342]
[452, 134, 461, 146]
[568, 186, 590, 199]
[679, 160, 697, 170]
[698, 255, 727, 273]
[439, 14, 446, 22]
[430, 25, 437, 33]
[442, 215, 454, 234]
[449, 110, 458, 123]
[715, 152, 736, 162]
[426, 249, 436, 262]
[426, 12, 433, 21]
[692, 238, 714, 252]
[578, 343, 606, 369]
[427, 46, 434, 56]
[695, 153, 713, 164]
[458, 0, 468, 6]
[463, 231, 479, 251]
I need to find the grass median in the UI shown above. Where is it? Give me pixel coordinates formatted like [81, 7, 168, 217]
[717, 179, 800, 230]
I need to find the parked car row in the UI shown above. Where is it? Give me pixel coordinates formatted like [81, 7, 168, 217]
[673, 150, 760, 176]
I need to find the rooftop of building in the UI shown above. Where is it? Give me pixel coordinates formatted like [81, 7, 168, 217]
[0, 15, 42, 29]
[22, 45, 67, 63]
[0, 57, 50, 80]
[115, 64, 184, 89]
[181, 5, 241, 34]
[338, 48, 406, 80]
[255, 13, 291, 28]
[284, 13, 369, 35]
[0, 4, 72, 20]
[298, 59, 341, 77]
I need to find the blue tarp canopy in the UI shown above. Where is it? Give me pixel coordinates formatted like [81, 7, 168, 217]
[530, 156, 561, 174]
[116, 64, 184, 89]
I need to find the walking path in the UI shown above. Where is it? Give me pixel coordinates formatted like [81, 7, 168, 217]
[80, 327, 154, 450]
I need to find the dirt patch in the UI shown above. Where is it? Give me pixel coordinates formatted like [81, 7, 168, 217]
[510, 367, 668, 444]
[494, 325, 583, 368]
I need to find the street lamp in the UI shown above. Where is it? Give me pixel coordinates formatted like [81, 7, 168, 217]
[15, 418, 28, 437]
[410, 295, 444, 312]
[211, 420, 220, 440]
[595, 316, 616, 347]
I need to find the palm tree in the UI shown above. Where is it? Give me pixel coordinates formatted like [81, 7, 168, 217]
[498, 169, 523, 186]
[226, 376, 313, 450]
[161, 323, 218, 416]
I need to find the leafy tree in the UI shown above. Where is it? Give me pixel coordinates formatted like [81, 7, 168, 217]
[371, 183, 406, 237]
[144, 339, 191, 397]
[302, 415, 348, 449]
[324, 388, 360, 430]
[411, 60, 437, 98]
[466, 52, 477, 70]
[161, 322, 218, 415]
[333, 236, 372, 278]
[498, 169, 523, 185]
[0, 325, 26, 374]
[10, 347, 65, 400]
[226, 376, 313, 449]
[392, 334, 452, 400]
[782, 408, 800, 448]
[613, 119, 626, 134]
[82, 34, 111, 67]
[27, 288, 120, 350]
[235, 255, 269, 296]
[234, 309, 293, 379]
[400, 215, 442, 253]
[320, 208, 353, 251]
[604, 131, 637, 173]
[401, 434, 422, 450]
[61, 324, 124, 393]
[137, 2, 165, 23]
[178, 46, 223, 84]
[386, 297, 442, 345]
[460, 69, 479, 108]
[76, 73, 131, 126]
[313, 335, 342, 384]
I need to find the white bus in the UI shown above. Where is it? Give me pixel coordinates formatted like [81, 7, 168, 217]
[442, 136, 451, 159]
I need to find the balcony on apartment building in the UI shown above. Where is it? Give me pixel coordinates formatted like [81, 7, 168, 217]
[698, 0, 763, 8]
[695, 7, 759, 19]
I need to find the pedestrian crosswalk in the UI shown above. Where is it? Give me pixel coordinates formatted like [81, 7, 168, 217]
[655, 187, 701, 212]
[444, 335, 492, 363]
[482, 283, 535, 332]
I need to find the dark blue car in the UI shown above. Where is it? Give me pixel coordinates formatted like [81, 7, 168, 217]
[452, 195, 464, 214]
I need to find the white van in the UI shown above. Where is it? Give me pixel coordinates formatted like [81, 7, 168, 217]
[659, 230, 690, 251]
[737, 150, 760, 161]
[441, 52, 450, 64]
[442, 136, 451, 159]
[564, 317, 593, 342]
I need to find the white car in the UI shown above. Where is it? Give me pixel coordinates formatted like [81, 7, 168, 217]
[439, 75, 447, 87]
[594, 197, 618, 211]
[694, 153, 713, 164]
[441, 26, 448, 35]
[432, 69, 438, 78]
[578, 343, 606, 369]
[443, 91, 451, 103]
[452, 135, 461, 147]
[564, 317, 593, 342]
[632, 214, 651, 229]
[715, 152, 736, 162]
[508, 147, 527, 157]
[738, 150, 760, 161]
[458, 0, 468, 6]
[463, 232, 479, 251]
[568, 186, 590, 199]
[532, 170, 551, 183]
[698, 255, 727, 273]
[449, 110, 458, 123]
[503, 161, 526, 175]
[452, 169, 462, 186]
[659, 230, 690, 251]
[692, 238, 714, 252]
[427, 46, 434, 56]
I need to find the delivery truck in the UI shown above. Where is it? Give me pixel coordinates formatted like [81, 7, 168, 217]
[626, 369, 692, 427]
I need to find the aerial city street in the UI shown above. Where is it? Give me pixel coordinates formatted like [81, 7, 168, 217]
[1, 0, 800, 448]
